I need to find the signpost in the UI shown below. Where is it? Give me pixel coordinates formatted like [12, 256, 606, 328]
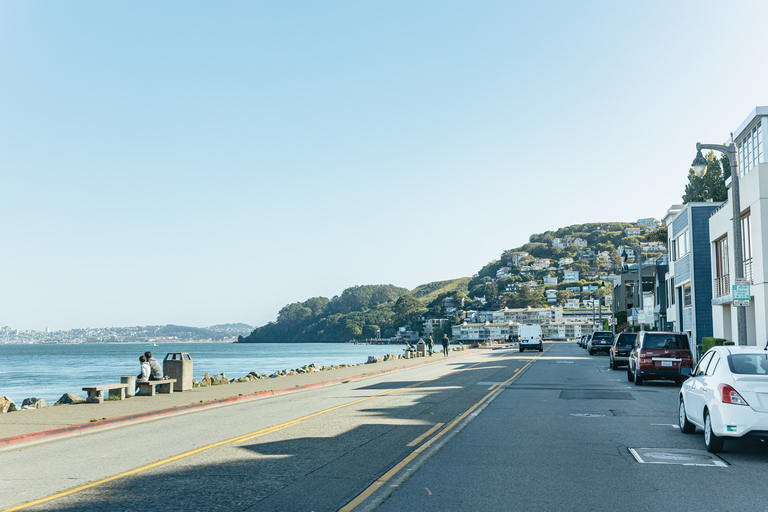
[732, 278, 750, 308]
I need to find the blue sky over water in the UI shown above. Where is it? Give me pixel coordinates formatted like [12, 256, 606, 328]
[2, 1, 767, 330]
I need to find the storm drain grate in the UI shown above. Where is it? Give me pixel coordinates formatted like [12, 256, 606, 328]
[560, 390, 634, 400]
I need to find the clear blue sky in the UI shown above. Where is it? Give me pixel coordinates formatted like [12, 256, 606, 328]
[2, 1, 767, 331]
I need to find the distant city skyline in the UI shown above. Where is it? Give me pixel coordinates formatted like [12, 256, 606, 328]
[2, 1, 767, 331]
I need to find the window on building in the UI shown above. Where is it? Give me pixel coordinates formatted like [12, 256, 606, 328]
[673, 230, 689, 261]
[738, 119, 764, 177]
[668, 277, 675, 305]
[683, 282, 692, 308]
[741, 211, 752, 261]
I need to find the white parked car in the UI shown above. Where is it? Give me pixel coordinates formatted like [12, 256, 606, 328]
[679, 345, 768, 452]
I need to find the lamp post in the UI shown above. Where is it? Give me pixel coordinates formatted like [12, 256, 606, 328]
[691, 139, 747, 346]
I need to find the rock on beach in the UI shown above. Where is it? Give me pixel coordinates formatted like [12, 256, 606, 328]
[54, 393, 86, 406]
[20, 397, 47, 410]
[1, 396, 18, 413]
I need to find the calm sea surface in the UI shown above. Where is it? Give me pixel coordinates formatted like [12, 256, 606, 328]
[0, 342, 398, 405]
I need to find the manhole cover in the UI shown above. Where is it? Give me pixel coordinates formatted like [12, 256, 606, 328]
[630, 448, 728, 467]
[570, 413, 605, 417]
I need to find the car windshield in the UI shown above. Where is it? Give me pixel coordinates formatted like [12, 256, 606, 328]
[616, 333, 636, 346]
[727, 354, 768, 375]
[642, 334, 687, 350]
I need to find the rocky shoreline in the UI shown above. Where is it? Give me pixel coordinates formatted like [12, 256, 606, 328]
[0, 350, 456, 414]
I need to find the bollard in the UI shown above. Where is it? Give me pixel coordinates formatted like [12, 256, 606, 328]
[121, 376, 136, 397]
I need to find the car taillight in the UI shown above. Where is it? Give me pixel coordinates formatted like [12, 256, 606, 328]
[719, 384, 749, 406]
[613, 346, 618, 353]
[639, 352, 647, 362]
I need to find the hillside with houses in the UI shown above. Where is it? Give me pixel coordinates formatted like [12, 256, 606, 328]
[239, 220, 668, 344]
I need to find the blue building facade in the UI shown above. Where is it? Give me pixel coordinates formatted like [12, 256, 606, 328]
[667, 202, 722, 349]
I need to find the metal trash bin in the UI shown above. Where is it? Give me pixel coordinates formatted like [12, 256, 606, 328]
[121, 376, 136, 397]
[163, 353, 193, 392]
[416, 340, 426, 357]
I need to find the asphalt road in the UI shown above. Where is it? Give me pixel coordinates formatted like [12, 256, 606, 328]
[1, 348, 530, 512]
[374, 342, 768, 512]
[5, 343, 768, 512]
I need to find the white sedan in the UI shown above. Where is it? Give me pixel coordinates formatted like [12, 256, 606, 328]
[679, 345, 768, 452]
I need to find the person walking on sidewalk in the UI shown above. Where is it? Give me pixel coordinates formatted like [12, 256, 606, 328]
[427, 335, 435, 356]
[441, 334, 450, 357]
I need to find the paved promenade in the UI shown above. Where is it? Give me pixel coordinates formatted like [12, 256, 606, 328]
[0, 346, 487, 448]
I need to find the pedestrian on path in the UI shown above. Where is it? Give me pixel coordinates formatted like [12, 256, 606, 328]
[427, 336, 435, 356]
[441, 334, 450, 357]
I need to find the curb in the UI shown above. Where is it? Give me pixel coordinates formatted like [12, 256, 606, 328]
[0, 350, 475, 449]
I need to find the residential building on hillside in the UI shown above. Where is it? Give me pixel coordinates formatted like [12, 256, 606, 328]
[616, 245, 636, 260]
[532, 259, 551, 269]
[561, 307, 611, 324]
[638, 218, 661, 228]
[559, 257, 574, 266]
[564, 270, 580, 282]
[624, 227, 642, 237]
[492, 306, 563, 325]
[577, 250, 596, 262]
[709, 106, 767, 346]
[422, 318, 449, 337]
[543, 276, 558, 286]
[510, 252, 529, 266]
[665, 202, 721, 348]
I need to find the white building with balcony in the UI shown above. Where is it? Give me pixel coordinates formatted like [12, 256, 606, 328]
[709, 107, 766, 345]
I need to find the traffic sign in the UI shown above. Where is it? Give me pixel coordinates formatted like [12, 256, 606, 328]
[734, 299, 750, 307]
[732, 284, 750, 300]
[609, 318, 617, 325]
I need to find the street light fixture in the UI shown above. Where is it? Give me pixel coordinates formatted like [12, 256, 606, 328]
[692, 139, 746, 346]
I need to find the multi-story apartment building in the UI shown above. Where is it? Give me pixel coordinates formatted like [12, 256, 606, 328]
[709, 107, 767, 346]
[665, 202, 721, 348]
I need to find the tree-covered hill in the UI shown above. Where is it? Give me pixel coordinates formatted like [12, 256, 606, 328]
[238, 221, 665, 343]
[238, 284, 410, 343]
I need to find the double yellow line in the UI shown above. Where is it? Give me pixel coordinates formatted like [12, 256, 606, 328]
[5, 347, 545, 512]
[338, 347, 546, 511]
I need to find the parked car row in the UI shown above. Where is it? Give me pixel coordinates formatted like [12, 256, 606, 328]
[580, 329, 768, 453]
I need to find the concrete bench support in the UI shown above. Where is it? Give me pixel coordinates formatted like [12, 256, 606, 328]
[136, 379, 177, 397]
[82, 384, 130, 404]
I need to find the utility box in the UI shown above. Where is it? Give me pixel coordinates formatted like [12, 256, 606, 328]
[416, 340, 426, 357]
[163, 353, 193, 392]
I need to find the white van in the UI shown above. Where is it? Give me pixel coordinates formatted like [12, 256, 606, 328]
[518, 323, 543, 352]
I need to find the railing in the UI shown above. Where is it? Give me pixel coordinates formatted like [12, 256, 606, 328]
[714, 274, 730, 298]
[710, 200, 729, 217]
[744, 258, 753, 283]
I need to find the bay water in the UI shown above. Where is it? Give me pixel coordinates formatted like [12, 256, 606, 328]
[0, 342, 398, 406]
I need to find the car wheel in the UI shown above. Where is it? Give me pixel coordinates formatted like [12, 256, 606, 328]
[627, 365, 634, 382]
[634, 372, 643, 386]
[610, 358, 618, 371]
[704, 410, 724, 453]
[538, 345, 543, 352]
[519, 347, 523, 352]
[679, 398, 695, 434]
[589, 349, 595, 356]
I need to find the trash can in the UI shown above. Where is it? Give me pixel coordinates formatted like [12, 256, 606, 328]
[121, 376, 136, 397]
[416, 340, 426, 357]
[163, 353, 193, 392]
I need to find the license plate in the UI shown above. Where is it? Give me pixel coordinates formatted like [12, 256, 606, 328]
[661, 361, 673, 367]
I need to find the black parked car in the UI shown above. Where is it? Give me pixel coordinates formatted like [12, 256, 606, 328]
[587, 331, 615, 355]
[609, 332, 637, 370]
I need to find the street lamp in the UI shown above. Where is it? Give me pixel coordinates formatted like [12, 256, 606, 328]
[691, 139, 746, 346]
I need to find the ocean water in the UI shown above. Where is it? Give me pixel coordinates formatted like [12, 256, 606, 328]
[0, 342, 398, 406]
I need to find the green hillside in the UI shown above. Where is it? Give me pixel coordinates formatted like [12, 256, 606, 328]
[238, 221, 665, 343]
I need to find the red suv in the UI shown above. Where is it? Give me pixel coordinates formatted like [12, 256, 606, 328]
[627, 331, 693, 386]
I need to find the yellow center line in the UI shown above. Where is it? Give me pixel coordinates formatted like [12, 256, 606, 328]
[5, 346, 540, 512]
[487, 383, 500, 391]
[339, 345, 550, 511]
[406, 423, 444, 447]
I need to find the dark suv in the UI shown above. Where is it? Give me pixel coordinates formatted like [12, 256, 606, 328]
[587, 331, 614, 355]
[609, 332, 637, 370]
[627, 331, 693, 385]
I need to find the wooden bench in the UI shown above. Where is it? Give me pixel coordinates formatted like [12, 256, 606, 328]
[82, 383, 130, 404]
[136, 379, 177, 397]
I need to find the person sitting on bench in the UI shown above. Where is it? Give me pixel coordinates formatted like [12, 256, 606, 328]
[137, 355, 150, 394]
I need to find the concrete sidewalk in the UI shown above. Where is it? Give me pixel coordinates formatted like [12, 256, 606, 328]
[0, 347, 488, 449]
